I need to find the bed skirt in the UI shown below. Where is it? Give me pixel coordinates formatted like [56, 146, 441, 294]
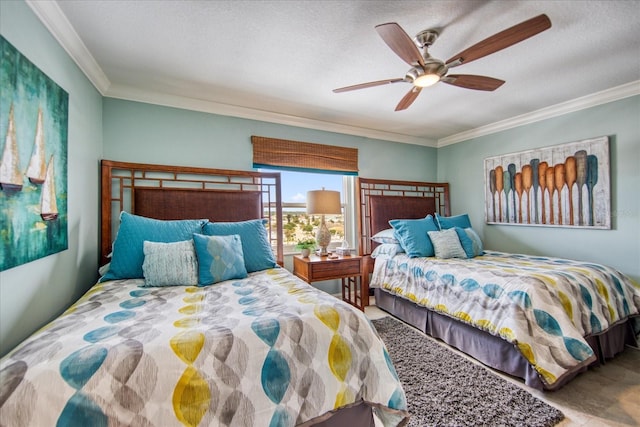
[374, 288, 638, 391]
[306, 402, 374, 427]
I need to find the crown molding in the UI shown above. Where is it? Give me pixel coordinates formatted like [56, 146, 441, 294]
[27, 1, 638, 149]
[105, 84, 437, 147]
[26, 0, 110, 94]
[437, 80, 640, 147]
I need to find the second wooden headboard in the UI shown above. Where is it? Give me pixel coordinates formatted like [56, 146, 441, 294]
[357, 177, 450, 261]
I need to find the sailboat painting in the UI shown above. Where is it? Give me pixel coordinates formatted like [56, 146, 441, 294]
[1, 36, 68, 271]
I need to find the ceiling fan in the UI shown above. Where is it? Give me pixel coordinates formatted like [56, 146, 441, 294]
[333, 14, 551, 111]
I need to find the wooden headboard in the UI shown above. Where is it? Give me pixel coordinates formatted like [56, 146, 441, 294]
[357, 177, 450, 258]
[100, 160, 283, 266]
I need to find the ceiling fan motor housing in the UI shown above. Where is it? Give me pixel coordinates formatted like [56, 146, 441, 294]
[407, 29, 448, 86]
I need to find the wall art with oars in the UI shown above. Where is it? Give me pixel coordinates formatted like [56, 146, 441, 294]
[484, 136, 610, 229]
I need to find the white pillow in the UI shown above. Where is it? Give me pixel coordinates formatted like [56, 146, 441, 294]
[427, 229, 467, 259]
[142, 240, 199, 287]
[371, 243, 404, 259]
[371, 228, 399, 244]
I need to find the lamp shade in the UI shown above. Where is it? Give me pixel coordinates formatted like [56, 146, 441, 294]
[306, 189, 341, 215]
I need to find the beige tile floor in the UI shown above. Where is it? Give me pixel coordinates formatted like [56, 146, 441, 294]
[364, 302, 640, 427]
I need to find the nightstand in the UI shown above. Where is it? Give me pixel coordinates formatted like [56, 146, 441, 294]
[293, 254, 368, 311]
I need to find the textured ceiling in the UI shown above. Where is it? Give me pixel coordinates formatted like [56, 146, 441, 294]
[32, 0, 640, 146]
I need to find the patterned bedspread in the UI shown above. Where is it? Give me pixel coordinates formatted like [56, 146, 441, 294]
[370, 251, 640, 388]
[0, 268, 409, 426]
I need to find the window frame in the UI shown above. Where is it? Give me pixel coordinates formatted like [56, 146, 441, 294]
[261, 170, 356, 255]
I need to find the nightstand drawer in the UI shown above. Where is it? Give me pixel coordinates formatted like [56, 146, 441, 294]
[293, 254, 367, 310]
[310, 258, 361, 280]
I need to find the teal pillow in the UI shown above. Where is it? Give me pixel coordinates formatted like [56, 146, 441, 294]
[435, 213, 472, 230]
[142, 240, 198, 287]
[202, 219, 276, 272]
[101, 212, 208, 281]
[389, 215, 439, 258]
[427, 229, 468, 259]
[464, 227, 484, 256]
[453, 227, 475, 258]
[193, 233, 248, 286]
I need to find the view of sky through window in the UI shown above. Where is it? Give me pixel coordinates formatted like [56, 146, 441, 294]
[277, 170, 343, 203]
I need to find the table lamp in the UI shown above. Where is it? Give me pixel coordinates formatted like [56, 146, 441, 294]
[306, 188, 341, 256]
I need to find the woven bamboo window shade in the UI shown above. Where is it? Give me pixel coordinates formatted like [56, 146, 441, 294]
[252, 136, 358, 175]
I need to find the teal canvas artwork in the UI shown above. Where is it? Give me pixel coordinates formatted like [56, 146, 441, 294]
[0, 36, 69, 271]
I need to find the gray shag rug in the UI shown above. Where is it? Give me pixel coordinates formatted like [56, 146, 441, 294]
[372, 316, 565, 427]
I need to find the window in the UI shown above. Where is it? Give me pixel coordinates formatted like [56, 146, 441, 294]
[261, 169, 354, 253]
[252, 135, 359, 254]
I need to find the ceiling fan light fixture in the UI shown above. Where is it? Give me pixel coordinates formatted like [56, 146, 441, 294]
[409, 62, 445, 88]
[413, 73, 440, 87]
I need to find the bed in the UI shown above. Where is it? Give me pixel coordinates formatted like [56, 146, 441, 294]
[0, 161, 409, 427]
[357, 177, 640, 391]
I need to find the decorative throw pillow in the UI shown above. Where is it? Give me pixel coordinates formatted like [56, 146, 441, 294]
[435, 213, 472, 230]
[389, 215, 439, 258]
[193, 233, 248, 286]
[371, 243, 405, 259]
[464, 227, 484, 256]
[100, 212, 208, 282]
[453, 227, 475, 259]
[142, 240, 198, 287]
[427, 229, 468, 259]
[371, 228, 400, 244]
[202, 219, 276, 273]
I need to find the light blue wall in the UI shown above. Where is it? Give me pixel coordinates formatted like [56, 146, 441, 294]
[437, 96, 640, 282]
[102, 99, 438, 181]
[0, 1, 103, 356]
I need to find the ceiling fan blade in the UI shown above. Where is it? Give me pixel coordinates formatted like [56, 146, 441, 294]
[333, 78, 405, 93]
[375, 23, 425, 67]
[446, 14, 551, 67]
[441, 75, 505, 91]
[395, 87, 422, 111]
